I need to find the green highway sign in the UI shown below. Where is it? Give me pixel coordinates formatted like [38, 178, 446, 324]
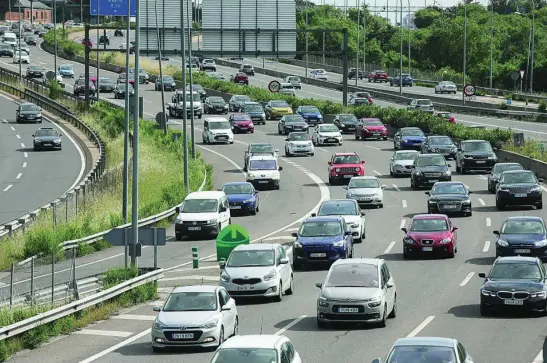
[216, 224, 250, 262]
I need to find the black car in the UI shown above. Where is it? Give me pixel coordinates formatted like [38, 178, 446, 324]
[239, 64, 255, 76]
[203, 96, 228, 114]
[278, 115, 308, 135]
[495, 170, 543, 210]
[229, 94, 252, 112]
[26, 66, 45, 79]
[425, 181, 472, 216]
[455, 140, 498, 173]
[25, 35, 37, 45]
[113, 83, 134, 99]
[487, 162, 523, 192]
[410, 153, 452, 189]
[33, 127, 62, 150]
[16, 102, 42, 123]
[347, 68, 364, 79]
[421, 135, 457, 159]
[186, 84, 206, 100]
[114, 29, 124, 37]
[493, 216, 547, 258]
[98, 35, 110, 45]
[333, 114, 359, 133]
[154, 75, 176, 91]
[0, 44, 14, 57]
[98, 77, 116, 92]
[478, 256, 547, 316]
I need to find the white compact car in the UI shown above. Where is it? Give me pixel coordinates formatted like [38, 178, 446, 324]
[344, 176, 385, 209]
[13, 51, 29, 64]
[313, 199, 366, 242]
[279, 82, 296, 96]
[310, 69, 328, 80]
[246, 154, 283, 190]
[285, 132, 314, 157]
[219, 243, 294, 301]
[435, 81, 457, 94]
[210, 335, 302, 363]
[202, 117, 234, 144]
[312, 124, 342, 146]
[284, 75, 301, 89]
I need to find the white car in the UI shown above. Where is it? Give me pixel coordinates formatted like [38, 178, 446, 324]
[279, 82, 296, 96]
[246, 154, 283, 190]
[285, 132, 314, 157]
[389, 150, 419, 177]
[344, 176, 385, 209]
[310, 69, 328, 80]
[210, 335, 302, 363]
[202, 117, 234, 144]
[13, 51, 29, 64]
[312, 124, 342, 146]
[435, 81, 457, 94]
[284, 75, 302, 89]
[151, 285, 238, 351]
[219, 243, 294, 301]
[313, 199, 366, 242]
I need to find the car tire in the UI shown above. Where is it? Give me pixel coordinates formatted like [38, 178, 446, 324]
[286, 275, 294, 295]
[310, 153, 314, 156]
[152, 346, 164, 353]
[316, 319, 328, 329]
[274, 182, 280, 190]
[232, 317, 239, 336]
[175, 232, 183, 241]
[379, 203, 384, 208]
[293, 260, 302, 271]
[329, 176, 335, 185]
[278, 127, 282, 135]
[389, 168, 393, 176]
[537, 202, 543, 210]
[250, 206, 257, 216]
[388, 294, 397, 318]
[480, 303, 491, 316]
[456, 163, 461, 173]
[355, 133, 360, 140]
[216, 327, 224, 348]
[275, 282, 283, 302]
[496, 198, 505, 210]
[378, 305, 388, 328]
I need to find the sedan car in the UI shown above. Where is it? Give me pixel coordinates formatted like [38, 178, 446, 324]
[74, 79, 95, 97]
[349, 91, 373, 104]
[33, 127, 62, 150]
[230, 72, 249, 85]
[493, 216, 547, 258]
[57, 64, 74, 78]
[426, 181, 473, 216]
[16, 102, 42, 123]
[278, 114, 309, 135]
[229, 113, 254, 134]
[345, 176, 385, 209]
[25, 35, 36, 45]
[151, 285, 238, 351]
[243, 142, 277, 171]
[295, 105, 323, 125]
[421, 135, 457, 159]
[187, 84, 206, 100]
[222, 182, 259, 215]
[312, 199, 366, 242]
[278, 82, 296, 96]
[312, 124, 342, 146]
[26, 65, 44, 79]
[410, 153, 452, 189]
[285, 132, 314, 157]
[219, 243, 294, 301]
[495, 170, 543, 210]
[455, 139, 498, 173]
[372, 337, 474, 363]
[203, 96, 228, 114]
[401, 214, 458, 258]
[478, 256, 547, 315]
[393, 127, 426, 150]
[407, 98, 434, 113]
[487, 162, 523, 192]
[310, 69, 328, 80]
[228, 94, 252, 112]
[284, 75, 301, 89]
[210, 335, 302, 363]
[389, 150, 419, 177]
[238, 64, 255, 76]
[13, 50, 29, 63]
[98, 35, 109, 45]
[315, 259, 396, 328]
[292, 216, 353, 270]
[355, 118, 388, 140]
[435, 81, 457, 94]
[97, 77, 116, 92]
[348, 97, 372, 106]
[207, 71, 226, 80]
[265, 100, 293, 120]
[333, 114, 359, 133]
[241, 102, 265, 124]
[0, 44, 14, 57]
[389, 73, 412, 87]
[113, 83, 134, 98]
[154, 75, 177, 91]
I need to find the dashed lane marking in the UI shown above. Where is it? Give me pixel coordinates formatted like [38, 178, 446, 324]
[400, 219, 406, 229]
[486, 218, 491, 227]
[373, 170, 381, 176]
[3, 185, 12, 192]
[22, 162, 27, 168]
[263, 236, 295, 242]
[171, 265, 220, 272]
[459, 272, 475, 287]
[406, 316, 435, 338]
[160, 275, 219, 282]
[74, 330, 134, 338]
[20, 143, 25, 148]
[483, 241, 490, 252]
[286, 227, 299, 232]
[402, 200, 407, 208]
[16, 134, 20, 139]
[16, 173, 22, 179]
[476, 175, 487, 180]
[384, 241, 396, 254]
[392, 184, 400, 191]
[477, 198, 486, 206]
[364, 145, 381, 150]
[532, 350, 543, 363]
[10, 126, 14, 131]
[316, 147, 328, 152]
[23, 152, 28, 158]
[111, 314, 156, 321]
[1, 119, 6, 123]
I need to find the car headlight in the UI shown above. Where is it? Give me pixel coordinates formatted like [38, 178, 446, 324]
[366, 296, 382, 307]
[498, 187, 509, 192]
[289, 142, 296, 147]
[332, 240, 345, 247]
[350, 223, 359, 228]
[154, 319, 167, 329]
[220, 271, 230, 282]
[402, 138, 408, 143]
[207, 219, 217, 225]
[175, 215, 183, 223]
[224, 104, 228, 108]
[263, 269, 277, 281]
[294, 240, 302, 248]
[414, 171, 422, 176]
[340, 123, 345, 127]
[403, 236, 414, 244]
[497, 239, 509, 247]
[335, 168, 341, 173]
[440, 238, 451, 244]
[244, 198, 255, 203]
[33, 139, 39, 143]
[346, 192, 355, 198]
[443, 170, 451, 176]
[199, 318, 219, 329]
[462, 198, 471, 205]
[531, 291, 547, 298]
[488, 155, 496, 160]
[318, 295, 329, 307]
[532, 186, 541, 192]
[54, 140, 61, 144]
[536, 239, 547, 247]
[354, 167, 360, 172]
[464, 155, 473, 159]
[247, 173, 255, 180]
[481, 289, 496, 297]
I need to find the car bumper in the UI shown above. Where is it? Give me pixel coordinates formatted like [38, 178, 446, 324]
[337, 125, 356, 133]
[361, 131, 387, 139]
[497, 192, 542, 206]
[348, 195, 383, 206]
[461, 159, 496, 171]
[228, 202, 256, 213]
[220, 279, 279, 298]
[175, 223, 219, 236]
[232, 126, 254, 133]
[318, 137, 342, 145]
[428, 202, 472, 214]
[283, 126, 308, 133]
[293, 246, 348, 264]
[19, 116, 42, 122]
[392, 166, 413, 176]
[317, 304, 384, 323]
[331, 173, 363, 182]
[400, 142, 423, 149]
[247, 178, 279, 188]
[151, 326, 221, 348]
[208, 107, 228, 114]
[413, 175, 451, 186]
[496, 244, 547, 258]
[210, 134, 233, 143]
[481, 295, 547, 311]
[303, 118, 323, 125]
[404, 242, 455, 255]
[271, 111, 292, 118]
[287, 146, 314, 155]
[427, 150, 456, 159]
[34, 142, 61, 150]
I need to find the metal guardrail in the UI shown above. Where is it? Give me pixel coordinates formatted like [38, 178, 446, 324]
[0, 268, 164, 341]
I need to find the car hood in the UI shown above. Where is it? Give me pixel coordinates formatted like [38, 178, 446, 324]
[208, 128, 232, 134]
[287, 140, 312, 146]
[271, 107, 292, 112]
[483, 280, 545, 293]
[363, 125, 386, 131]
[177, 212, 218, 222]
[499, 183, 538, 189]
[332, 163, 361, 168]
[401, 136, 425, 141]
[321, 287, 381, 301]
[297, 235, 344, 245]
[428, 194, 470, 202]
[499, 233, 546, 244]
[407, 231, 452, 242]
[347, 187, 381, 195]
[246, 111, 264, 115]
[318, 131, 341, 137]
[157, 310, 219, 327]
[415, 165, 449, 172]
[232, 120, 253, 126]
[299, 112, 322, 117]
[339, 120, 358, 125]
[35, 136, 59, 141]
[226, 193, 254, 202]
[224, 265, 275, 279]
[232, 100, 247, 104]
[462, 152, 494, 157]
[393, 159, 414, 167]
[286, 122, 308, 127]
[59, 69, 74, 74]
[21, 111, 40, 115]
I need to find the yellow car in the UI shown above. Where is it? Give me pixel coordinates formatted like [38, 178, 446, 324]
[265, 100, 293, 120]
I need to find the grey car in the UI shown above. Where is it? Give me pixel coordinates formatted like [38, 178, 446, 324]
[33, 127, 62, 151]
[487, 162, 523, 192]
[98, 77, 116, 92]
[371, 337, 474, 363]
[389, 150, 419, 177]
[113, 83, 134, 99]
[315, 258, 396, 328]
[16, 102, 42, 123]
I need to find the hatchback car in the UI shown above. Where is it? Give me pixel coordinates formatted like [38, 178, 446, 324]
[26, 65, 44, 79]
[221, 182, 259, 215]
[33, 127, 62, 150]
[389, 150, 419, 177]
[113, 83, 134, 98]
[390, 73, 412, 86]
[345, 176, 385, 209]
[16, 102, 42, 123]
[310, 69, 328, 80]
[493, 216, 547, 258]
[57, 64, 74, 78]
[239, 64, 255, 76]
[401, 214, 458, 258]
[278, 114, 309, 135]
[410, 154, 452, 189]
[230, 72, 249, 85]
[312, 199, 366, 242]
[98, 77, 116, 92]
[333, 114, 359, 133]
[296, 105, 323, 125]
[265, 100, 293, 120]
[435, 111, 456, 123]
[203, 96, 228, 114]
[228, 94, 252, 112]
[487, 162, 523, 192]
[372, 337, 474, 363]
[241, 102, 265, 124]
[284, 75, 301, 89]
[495, 170, 543, 210]
[229, 113, 254, 134]
[407, 98, 434, 113]
[210, 335, 302, 363]
[435, 81, 457, 94]
[316, 259, 397, 328]
[421, 135, 457, 159]
[285, 132, 314, 157]
[154, 75, 176, 91]
[312, 124, 342, 146]
[393, 127, 426, 150]
[426, 181, 472, 216]
[368, 70, 388, 82]
[355, 118, 388, 140]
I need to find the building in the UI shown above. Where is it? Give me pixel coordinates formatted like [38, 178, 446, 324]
[5, 0, 52, 23]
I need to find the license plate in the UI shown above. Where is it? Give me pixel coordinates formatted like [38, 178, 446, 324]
[44, 144, 52, 146]
[373, 133, 380, 136]
[344, 175, 353, 178]
[310, 253, 326, 257]
[504, 300, 524, 305]
[514, 249, 531, 254]
[475, 161, 486, 164]
[338, 307, 359, 313]
[230, 206, 241, 209]
[237, 286, 254, 290]
[429, 180, 439, 183]
[172, 333, 194, 339]
[188, 226, 201, 231]
[348, 127, 355, 130]
[443, 205, 458, 209]
[252, 117, 260, 120]
[422, 247, 433, 251]
[515, 193, 527, 197]
[258, 180, 269, 184]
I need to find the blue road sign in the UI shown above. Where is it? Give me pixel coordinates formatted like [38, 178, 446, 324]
[90, 0, 137, 16]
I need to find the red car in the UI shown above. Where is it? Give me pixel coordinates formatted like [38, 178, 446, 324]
[355, 118, 388, 140]
[230, 72, 249, 85]
[401, 214, 458, 259]
[81, 38, 93, 47]
[352, 91, 373, 104]
[368, 70, 388, 83]
[435, 111, 456, 124]
[327, 152, 365, 185]
[229, 113, 254, 134]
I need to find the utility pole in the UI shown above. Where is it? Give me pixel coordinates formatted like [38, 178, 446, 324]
[305, 6, 309, 77]
[186, 0, 195, 158]
[530, 3, 535, 93]
[398, 0, 402, 95]
[155, 0, 167, 135]
[363, 5, 366, 75]
[322, 0, 326, 64]
[462, 3, 467, 105]
[80, 0, 83, 23]
[30, 0, 34, 25]
[122, 0, 131, 268]
[131, 0, 141, 267]
[181, 0, 190, 192]
[18, 1, 21, 79]
[53, 0, 58, 72]
[356, 0, 360, 87]
[489, 1, 493, 88]
[407, 0, 411, 74]
[96, 5, 100, 102]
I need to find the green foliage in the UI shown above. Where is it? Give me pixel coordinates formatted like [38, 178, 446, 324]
[539, 100, 547, 113]
[101, 267, 139, 289]
[47, 80, 63, 100]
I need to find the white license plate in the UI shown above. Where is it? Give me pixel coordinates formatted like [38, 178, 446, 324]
[514, 249, 531, 254]
[230, 206, 241, 209]
[44, 144, 52, 146]
[429, 180, 439, 183]
[443, 205, 458, 209]
[172, 333, 194, 339]
[475, 161, 486, 164]
[348, 127, 355, 130]
[344, 175, 353, 178]
[237, 286, 254, 290]
[422, 247, 433, 251]
[258, 180, 269, 184]
[373, 133, 380, 136]
[504, 300, 524, 305]
[338, 307, 359, 313]
[188, 227, 201, 231]
[310, 253, 326, 258]
[515, 193, 527, 197]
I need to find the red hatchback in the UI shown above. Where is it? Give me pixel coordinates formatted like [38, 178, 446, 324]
[231, 72, 249, 85]
[401, 214, 458, 258]
[368, 70, 388, 83]
[328, 152, 365, 185]
[229, 113, 254, 134]
[355, 118, 388, 140]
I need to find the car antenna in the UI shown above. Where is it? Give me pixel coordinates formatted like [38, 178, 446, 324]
[260, 316, 264, 335]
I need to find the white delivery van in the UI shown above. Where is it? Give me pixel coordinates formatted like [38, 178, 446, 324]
[202, 116, 234, 144]
[246, 155, 283, 190]
[3, 32, 17, 46]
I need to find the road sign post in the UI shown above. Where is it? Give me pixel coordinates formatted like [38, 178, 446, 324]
[268, 80, 281, 93]
[90, 0, 137, 16]
[105, 227, 167, 267]
[192, 247, 199, 269]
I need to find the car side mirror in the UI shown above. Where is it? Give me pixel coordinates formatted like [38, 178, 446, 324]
[493, 147, 498, 151]
[152, 306, 161, 312]
[279, 258, 289, 265]
[175, 206, 180, 213]
[291, 232, 298, 238]
[468, 190, 473, 194]
[278, 167, 283, 171]
[493, 230, 500, 235]
[539, 178, 544, 182]
[219, 259, 226, 269]
[386, 281, 394, 288]
[401, 227, 407, 233]
[390, 158, 394, 161]
[343, 186, 348, 189]
[221, 305, 231, 311]
[452, 227, 458, 232]
[425, 191, 430, 195]
[360, 210, 366, 216]
[478, 272, 486, 278]
[311, 213, 317, 217]
[328, 161, 332, 165]
[344, 231, 352, 235]
[285, 138, 289, 141]
[275, 149, 279, 152]
[361, 160, 366, 164]
[254, 190, 259, 194]
[315, 282, 322, 288]
[219, 206, 227, 212]
[31, 134, 35, 137]
[381, 185, 386, 189]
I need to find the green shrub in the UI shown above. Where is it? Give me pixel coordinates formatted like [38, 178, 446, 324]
[539, 100, 547, 113]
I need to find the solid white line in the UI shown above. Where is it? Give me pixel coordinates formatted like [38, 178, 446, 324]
[486, 217, 491, 227]
[406, 316, 435, 338]
[22, 162, 27, 168]
[78, 329, 151, 363]
[483, 241, 490, 252]
[316, 147, 328, 152]
[384, 241, 396, 254]
[373, 170, 381, 176]
[400, 219, 406, 229]
[16, 134, 20, 139]
[172, 265, 220, 272]
[460, 272, 475, 287]
[16, 173, 22, 179]
[402, 200, 407, 208]
[532, 350, 543, 363]
[53, 112, 87, 192]
[478, 198, 486, 206]
[160, 276, 219, 282]
[74, 329, 134, 338]
[20, 143, 25, 148]
[274, 315, 307, 336]
[392, 184, 400, 192]
[111, 314, 156, 321]
[23, 152, 28, 158]
[365, 145, 380, 150]
[10, 126, 15, 131]
[476, 175, 487, 180]
[286, 227, 299, 232]
[3, 185, 12, 192]
[263, 236, 295, 242]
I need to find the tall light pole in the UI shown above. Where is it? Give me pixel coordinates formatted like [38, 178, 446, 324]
[489, 1, 493, 88]
[95, 4, 100, 102]
[304, 5, 309, 77]
[407, 0, 411, 74]
[186, 0, 195, 158]
[363, 4, 366, 75]
[53, 0, 58, 72]
[322, 0, 326, 64]
[131, 0, 141, 267]
[462, 3, 467, 105]
[515, 10, 533, 93]
[18, 1, 21, 79]
[122, 0, 131, 268]
[398, 0, 403, 95]
[355, 0, 360, 87]
[530, 0, 535, 93]
[155, 0, 167, 135]
[180, 0, 190, 193]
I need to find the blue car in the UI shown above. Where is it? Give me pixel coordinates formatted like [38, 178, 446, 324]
[221, 182, 259, 215]
[241, 101, 266, 125]
[390, 73, 413, 87]
[296, 105, 323, 126]
[57, 64, 74, 78]
[494, 216, 547, 258]
[291, 216, 353, 270]
[393, 127, 426, 150]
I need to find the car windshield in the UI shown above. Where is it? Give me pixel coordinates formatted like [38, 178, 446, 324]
[21, 104, 39, 111]
[211, 348, 278, 363]
[502, 220, 545, 234]
[232, 115, 250, 121]
[28, 66, 42, 71]
[163, 291, 217, 312]
[362, 120, 382, 126]
[271, 101, 289, 107]
[432, 184, 466, 195]
[437, 112, 451, 118]
[394, 152, 418, 160]
[333, 155, 360, 164]
[243, 105, 262, 112]
[249, 160, 277, 171]
[493, 164, 522, 174]
[223, 184, 253, 194]
[207, 98, 224, 105]
[387, 346, 456, 363]
[462, 141, 492, 152]
[59, 65, 71, 70]
[209, 121, 230, 130]
[235, 96, 251, 102]
[182, 93, 201, 102]
[417, 156, 446, 167]
[181, 199, 218, 213]
[490, 262, 542, 280]
[318, 201, 358, 216]
[117, 84, 133, 91]
[501, 172, 536, 184]
[340, 115, 358, 122]
[227, 250, 275, 267]
[288, 77, 300, 81]
[348, 178, 379, 189]
[35, 130, 57, 137]
[242, 65, 252, 69]
[288, 133, 309, 141]
[203, 59, 214, 64]
[100, 78, 113, 84]
[250, 144, 274, 153]
[161, 76, 174, 82]
[187, 84, 203, 91]
[315, 69, 326, 74]
[429, 137, 453, 145]
[417, 100, 432, 106]
[444, 82, 456, 86]
[299, 221, 342, 237]
[325, 263, 379, 288]
[410, 218, 448, 232]
[401, 129, 424, 137]
[284, 115, 304, 123]
[319, 125, 339, 133]
[354, 92, 371, 98]
[300, 106, 319, 113]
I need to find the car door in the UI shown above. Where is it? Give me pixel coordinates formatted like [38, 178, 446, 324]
[277, 246, 291, 289]
[382, 263, 395, 312]
[393, 131, 401, 147]
[278, 117, 285, 132]
[219, 197, 230, 227]
[421, 138, 429, 153]
[219, 289, 236, 333]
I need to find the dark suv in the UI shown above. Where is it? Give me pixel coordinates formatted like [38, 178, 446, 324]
[347, 68, 364, 79]
[456, 140, 497, 173]
[421, 135, 457, 159]
[410, 154, 452, 189]
[495, 170, 543, 210]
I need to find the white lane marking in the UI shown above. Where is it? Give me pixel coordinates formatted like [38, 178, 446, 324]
[274, 315, 307, 336]
[460, 272, 475, 287]
[74, 329, 134, 338]
[477, 198, 486, 206]
[111, 314, 156, 321]
[10, 126, 15, 131]
[486, 217, 491, 227]
[384, 241, 396, 254]
[406, 316, 435, 338]
[542, 186, 547, 193]
[477, 175, 487, 180]
[3, 185, 12, 192]
[464, 184, 469, 189]
[16, 134, 20, 139]
[400, 219, 406, 229]
[373, 170, 381, 176]
[532, 350, 543, 363]
[143, 99, 152, 103]
[16, 173, 22, 179]
[402, 200, 407, 208]
[1, 119, 6, 123]
[23, 152, 28, 158]
[77, 329, 152, 363]
[160, 275, 219, 282]
[286, 227, 299, 232]
[263, 236, 295, 242]
[20, 143, 25, 148]
[483, 241, 490, 252]
[392, 184, 400, 191]
[365, 145, 380, 150]
[22, 162, 27, 168]
[316, 147, 328, 152]
[172, 265, 220, 272]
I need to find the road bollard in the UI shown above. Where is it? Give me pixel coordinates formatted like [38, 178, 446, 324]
[192, 247, 199, 269]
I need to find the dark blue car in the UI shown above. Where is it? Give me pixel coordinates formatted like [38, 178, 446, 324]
[221, 182, 259, 215]
[296, 105, 323, 125]
[494, 216, 547, 259]
[393, 127, 426, 150]
[291, 216, 353, 270]
[390, 73, 413, 87]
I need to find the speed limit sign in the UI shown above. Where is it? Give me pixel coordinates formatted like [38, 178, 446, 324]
[268, 80, 281, 93]
[463, 84, 476, 97]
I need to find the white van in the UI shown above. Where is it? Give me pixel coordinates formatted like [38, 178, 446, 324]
[3, 32, 17, 46]
[202, 116, 234, 144]
[174, 191, 231, 240]
[246, 155, 283, 190]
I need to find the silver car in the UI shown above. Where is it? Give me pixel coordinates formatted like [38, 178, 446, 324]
[219, 243, 294, 301]
[407, 99, 434, 113]
[284, 75, 302, 89]
[151, 285, 239, 351]
[285, 132, 314, 157]
[389, 150, 419, 177]
[315, 258, 397, 328]
[371, 337, 474, 363]
[344, 176, 385, 208]
[435, 81, 457, 94]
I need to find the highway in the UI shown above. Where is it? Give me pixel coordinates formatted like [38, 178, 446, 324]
[3, 33, 547, 363]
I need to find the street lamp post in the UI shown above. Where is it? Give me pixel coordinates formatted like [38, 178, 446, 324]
[363, 5, 366, 75]
[304, 6, 309, 78]
[356, 0, 360, 87]
[398, 0, 403, 95]
[489, 1, 493, 88]
[530, 1, 535, 93]
[407, 0, 411, 75]
[462, 3, 467, 105]
[322, 0, 326, 64]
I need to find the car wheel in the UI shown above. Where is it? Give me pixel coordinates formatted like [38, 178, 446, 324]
[496, 198, 505, 210]
[389, 168, 393, 176]
[278, 127, 282, 135]
[461, 166, 467, 174]
[233, 317, 239, 336]
[275, 282, 283, 302]
[286, 275, 294, 295]
[329, 176, 335, 185]
[388, 294, 397, 318]
[217, 327, 224, 348]
[152, 346, 164, 353]
[455, 163, 461, 173]
[293, 260, 302, 270]
[175, 232, 182, 241]
[378, 305, 388, 328]
[355, 133, 360, 140]
[480, 303, 491, 316]
[316, 319, 328, 329]
[537, 202, 543, 210]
